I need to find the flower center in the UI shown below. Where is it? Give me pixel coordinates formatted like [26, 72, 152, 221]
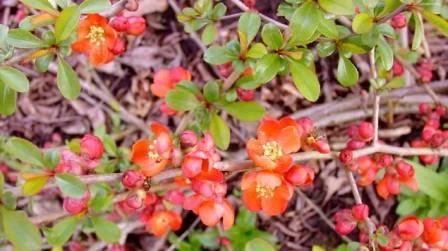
[256, 184, 274, 199]
[86, 25, 106, 46]
[262, 141, 283, 160]
[147, 140, 161, 162]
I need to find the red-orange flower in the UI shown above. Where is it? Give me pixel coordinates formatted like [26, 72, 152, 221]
[131, 123, 173, 177]
[72, 14, 118, 66]
[247, 117, 302, 173]
[146, 210, 182, 237]
[150, 67, 191, 98]
[183, 195, 234, 230]
[241, 171, 293, 216]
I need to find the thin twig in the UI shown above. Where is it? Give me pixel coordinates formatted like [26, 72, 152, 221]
[229, 0, 288, 29]
[166, 218, 201, 251]
[295, 188, 352, 243]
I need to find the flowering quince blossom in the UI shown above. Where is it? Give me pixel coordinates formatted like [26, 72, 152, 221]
[146, 210, 182, 237]
[334, 204, 369, 236]
[72, 14, 119, 66]
[247, 116, 303, 173]
[131, 123, 173, 177]
[150, 67, 192, 98]
[296, 117, 330, 154]
[241, 171, 293, 216]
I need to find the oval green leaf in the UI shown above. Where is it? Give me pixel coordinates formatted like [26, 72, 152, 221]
[202, 23, 217, 45]
[57, 57, 81, 100]
[91, 216, 121, 243]
[222, 101, 265, 122]
[55, 6, 81, 42]
[22, 176, 49, 196]
[80, 0, 111, 14]
[1, 207, 42, 251]
[421, 10, 448, 36]
[7, 29, 47, 48]
[55, 173, 86, 198]
[245, 238, 276, 251]
[47, 216, 79, 247]
[254, 54, 282, 84]
[289, 2, 320, 44]
[5, 137, 44, 167]
[0, 81, 17, 116]
[209, 113, 230, 150]
[352, 13, 374, 34]
[261, 23, 283, 50]
[336, 56, 359, 87]
[166, 88, 201, 112]
[204, 45, 237, 65]
[238, 12, 261, 44]
[0, 66, 30, 92]
[318, 0, 354, 15]
[289, 61, 320, 102]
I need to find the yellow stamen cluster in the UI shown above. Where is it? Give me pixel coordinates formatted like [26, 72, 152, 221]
[86, 25, 106, 46]
[256, 184, 274, 198]
[262, 141, 283, 160]
[147, 140, 162, 162]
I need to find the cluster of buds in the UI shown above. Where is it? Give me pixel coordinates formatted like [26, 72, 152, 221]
[392, 60, 404, 77]
[241, 117, 328, 216]
[375, 160, 418, 199]
[338, 121, 373, 164]
[417, 60, 434, 83]
[56, 134, 104, 175]
[379, 216, 448, 250]
[334, 204, 369, 236]
[181, 133, 235, 230]
[150, 67, 192, 116]
[411, 103, 447, 165]
[110, 15, 146, 36]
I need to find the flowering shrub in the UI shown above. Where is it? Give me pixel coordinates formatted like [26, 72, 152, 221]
[0, 0, 448, 250]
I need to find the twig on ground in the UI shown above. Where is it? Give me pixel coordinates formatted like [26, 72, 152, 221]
[295, 188, 352, 243]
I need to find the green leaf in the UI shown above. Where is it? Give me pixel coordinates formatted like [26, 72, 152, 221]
[396, 198, 420, 216]
[317, 41, 336, 58]
[0, 24, 9, 50]
[245, 238, 276, 251]
[238, 12, 261, 44]
[336, 56, 359, 87]
[378, 0, 401, 17]
[412, 11, 423, 50]
[7, 29, 47, 48]
[0, 80, 17, 116]
[209, 113, 230, 150]
[408, 160, 448, 201]
[384, 76, 405, 89]
[21, 0, 57, 14]
[376, 37, 394, 70]
[352, 13, 374, 34]
[222, 101, 265, 122]
[247, 43, 267, 59]
[212, 3, 227, 19]
[261, 23, 283, 50]
[203, 81, 220, 103]
[236, 207, 256, 226]
[253, 54, 281, 84]
[204, 45, 237, 65]
[166, 88, 201, 112]
[201, 23, 217, 45]
[57, 57, 81, 100]
[5, 137, 44, 166]
[55, 173, 86, 198]
[318, 12, 339, 39]
[421, 10, 448, 36]
[318, 0, 354, 15]
[22, 176, 49, 196]
[0, 66, 29, 92]
[55, 0, 71, 8]
[47, 216, 79, 247]
[289, 2, 320, 43]
[289, 61, 320, 102]
[55, 6, 80, 42]
[36, 53, 54, 73]
[43, 149, 60, 169]
[1, 207, 42, 251]
[91, 216, 121, 243]
[421, 0, 442, 14]
[80, 0, 111, 14]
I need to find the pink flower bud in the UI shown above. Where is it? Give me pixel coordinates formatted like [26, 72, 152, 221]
[237, 88, 255, 101]
[352, 204, 369, 221]
[284, 165, 315, 187]
[396, 216, 424, 240]
[111, 37, 126, 55]
[63, 190, 90, 215]
[358, 122, 374, 141]
[297, 117, 314, 134]
[180, 130, 198, 147]
[181, 156, 203, 178]
[122, 170, 144, 189]
[110, 16, 129, 32]
[165, 190, 184, 205]
[391, 14, 407, 29]
[80, 134, 104, 160]
[126, 16, 146, 36]
[339, 149, 353, 165]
